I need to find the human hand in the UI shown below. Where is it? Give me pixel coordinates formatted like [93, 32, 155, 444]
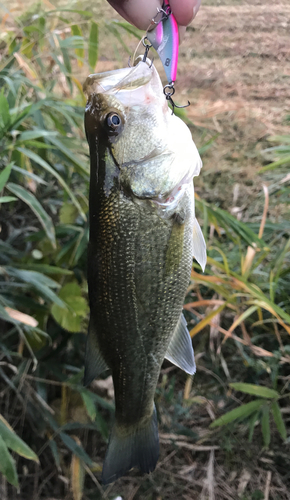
[107, 0, 201, 31]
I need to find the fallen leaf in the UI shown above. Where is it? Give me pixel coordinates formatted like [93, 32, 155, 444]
[5, 307, 38, 327]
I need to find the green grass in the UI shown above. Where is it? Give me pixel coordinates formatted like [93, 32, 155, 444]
[0, 4, 289, 499]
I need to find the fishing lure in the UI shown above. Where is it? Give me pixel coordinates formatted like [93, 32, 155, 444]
[145, 0, 190, 114]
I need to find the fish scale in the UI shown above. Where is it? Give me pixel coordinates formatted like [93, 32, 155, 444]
[91, 189, 193, 415]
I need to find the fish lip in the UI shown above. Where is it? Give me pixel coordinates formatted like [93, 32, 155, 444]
[83, 59, 154, 97]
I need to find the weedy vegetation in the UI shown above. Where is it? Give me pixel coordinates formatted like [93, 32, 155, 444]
[0, 2, 289, 499]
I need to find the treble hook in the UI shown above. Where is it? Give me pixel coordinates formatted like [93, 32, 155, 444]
[163, 84, 190, 115]
[142, 37, 153, 62]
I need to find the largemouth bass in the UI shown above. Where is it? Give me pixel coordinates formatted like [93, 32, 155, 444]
[83, 57, 206, 484]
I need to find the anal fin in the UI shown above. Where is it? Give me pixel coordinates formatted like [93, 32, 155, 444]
[84, 319, 109, 386]
[165, 314, 196, 375]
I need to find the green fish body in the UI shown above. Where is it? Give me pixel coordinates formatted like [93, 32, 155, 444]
[83, 59, 206, 484]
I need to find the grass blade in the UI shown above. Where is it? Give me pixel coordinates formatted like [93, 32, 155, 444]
[18, 130, 58, 141]
[16, 264, 72, 275]
[0, 416, 39, 462]
[261, 404, 271, 448]
[230, 383, 279, 399]
[0, 196, 17, 203]
[11, 165, 48, 185]
[7, 182, 56, 248]
[59, 432, 93, 467]
[0, 435, 18, 488]
[210, 399, 265, 428]
[271, 401, 287, 441]
[71, 25, 84, 65]
[0, 164, 12, 191]
[81, 391, 97, 421]
[6, 267, 65, 307]
[88, 21, 98, 70]
[196, 199, 265, 247]
[46, 8, 93, 17]
[16, 147, 86, 221]
[71, 437, 85, 500]
[47, 136, 89, 176]
[0, 92, 10, 129]
[259, 156, 290, 172]
[111, 21, 142, 39]
[248, 411, 259, 443]
[228, 306, 259, 334]
[189, 304, 226, 337]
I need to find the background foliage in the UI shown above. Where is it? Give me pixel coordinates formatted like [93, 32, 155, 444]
[0, 1, 289, 499]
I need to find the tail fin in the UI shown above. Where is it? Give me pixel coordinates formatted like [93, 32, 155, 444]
[102, 406, 159, 484]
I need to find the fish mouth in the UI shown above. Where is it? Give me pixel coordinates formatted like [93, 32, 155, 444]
[83, 57, 155, 97]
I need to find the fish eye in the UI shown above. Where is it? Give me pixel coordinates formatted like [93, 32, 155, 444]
[105, 112, 122, 135]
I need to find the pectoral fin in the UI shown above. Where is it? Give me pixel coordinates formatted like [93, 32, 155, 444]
[192, 217, 207, 272]
[165, 314, 196, 375]
[84, 320, 109, 386]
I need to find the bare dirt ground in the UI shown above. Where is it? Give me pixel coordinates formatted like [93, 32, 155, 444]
[181, 0, 290, 212]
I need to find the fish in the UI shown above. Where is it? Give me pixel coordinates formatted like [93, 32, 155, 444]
[83, 56, 206, 484]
